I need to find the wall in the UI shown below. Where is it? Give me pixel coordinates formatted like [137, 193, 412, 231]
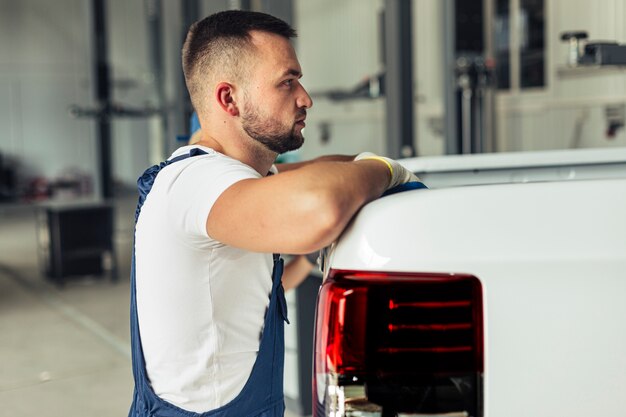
[293, 0, 387, 160]
[0, 0, 97, 193]
[0, 0, 198, 195]
[293, 0, 451, 160]
[295, 0, 626, 159]
[496, 0, 626, 152]
[106, 0, 153, 188]
[413, 0, 446, 156]
[103, 0, 199, 187]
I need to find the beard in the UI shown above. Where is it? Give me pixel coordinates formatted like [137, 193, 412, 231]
[241, 101, 305, 155]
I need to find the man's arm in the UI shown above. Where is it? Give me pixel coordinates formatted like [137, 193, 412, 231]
[274, 154, 355, 173]
[282, 255, 315, 291]
[206, 159, 392, 254]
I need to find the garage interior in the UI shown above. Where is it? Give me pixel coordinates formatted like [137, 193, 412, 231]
[1, 0, 626, 416]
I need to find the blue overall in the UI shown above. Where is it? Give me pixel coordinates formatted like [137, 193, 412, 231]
[129, 148, 288, 417]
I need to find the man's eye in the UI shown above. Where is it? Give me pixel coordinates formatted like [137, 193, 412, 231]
[282, 79, 294, 87]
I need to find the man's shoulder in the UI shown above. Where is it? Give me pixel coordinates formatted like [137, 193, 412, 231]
[159, 146, 261, 191]
[168, 145, 216, 160]
[169, 146, 254, 170]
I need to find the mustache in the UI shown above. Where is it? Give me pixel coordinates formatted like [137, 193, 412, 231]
[296, 110, 307, 121]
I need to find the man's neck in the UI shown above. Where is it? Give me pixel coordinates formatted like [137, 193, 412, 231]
[195, 133, 277, 176]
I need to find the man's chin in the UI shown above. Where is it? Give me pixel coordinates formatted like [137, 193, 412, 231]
[275, 144, 302, 155]
[288, 135, 304, 153]
[251, 131, 304, 154]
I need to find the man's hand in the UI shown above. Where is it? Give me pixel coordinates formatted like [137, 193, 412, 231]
[354, 152, 420, 190]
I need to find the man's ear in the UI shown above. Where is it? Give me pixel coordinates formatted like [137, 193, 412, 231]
[215, 82, 239, 116]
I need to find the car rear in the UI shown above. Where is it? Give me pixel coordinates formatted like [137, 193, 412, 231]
[313, 171, 626, 417]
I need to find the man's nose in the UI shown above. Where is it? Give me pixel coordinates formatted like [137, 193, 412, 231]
[297, 84, 313, 109]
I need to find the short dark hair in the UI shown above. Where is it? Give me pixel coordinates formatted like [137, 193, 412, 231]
[182, 10, 297, 114]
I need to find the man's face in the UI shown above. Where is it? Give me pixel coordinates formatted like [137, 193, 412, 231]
[240, 31, 312, 154]
[241, 93, 306, 154]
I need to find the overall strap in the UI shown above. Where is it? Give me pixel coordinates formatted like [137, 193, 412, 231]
[135, 148, 208, 222]
[272, 254, 289, 324]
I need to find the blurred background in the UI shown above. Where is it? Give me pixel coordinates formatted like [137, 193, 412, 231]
[1, 0, 625, 416]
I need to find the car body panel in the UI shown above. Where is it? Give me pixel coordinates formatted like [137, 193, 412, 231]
[323, 160, 626, 416]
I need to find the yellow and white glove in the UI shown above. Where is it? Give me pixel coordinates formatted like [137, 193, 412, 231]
[355, 152, 420, 191]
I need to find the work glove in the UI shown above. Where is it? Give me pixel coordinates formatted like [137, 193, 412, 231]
[355, 152, 420, 190]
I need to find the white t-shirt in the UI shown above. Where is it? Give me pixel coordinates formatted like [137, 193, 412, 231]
[135, 145, 274, 412]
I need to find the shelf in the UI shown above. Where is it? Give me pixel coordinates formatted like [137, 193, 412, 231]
[557, 65, 626, 78]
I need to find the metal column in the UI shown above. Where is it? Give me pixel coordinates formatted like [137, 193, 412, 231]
[443, 0, 459, 155]
[384, 0, 415, 159]
[91, 0, 113, 199]
[181, 0, 201, 134]
[145, 0, 169, 159]
[482, 0, 496, 152]
[444, 0, 497, 155]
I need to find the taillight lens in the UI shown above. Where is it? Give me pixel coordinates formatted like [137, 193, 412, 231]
[313, 269, 484, 417]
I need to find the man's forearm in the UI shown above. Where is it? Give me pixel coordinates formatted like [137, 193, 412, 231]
[282, 255, 315, 291]
[206, 158, 391, 254]
[275, 154, 356, 173]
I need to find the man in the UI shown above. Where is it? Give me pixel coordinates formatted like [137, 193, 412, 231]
[129, 10, 418, 417]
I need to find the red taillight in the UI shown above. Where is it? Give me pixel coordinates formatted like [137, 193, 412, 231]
[315, 282, 368, 376]
[313, 269, 484, 417]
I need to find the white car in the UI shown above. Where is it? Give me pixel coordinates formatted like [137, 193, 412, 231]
[313, 147, 626, 417]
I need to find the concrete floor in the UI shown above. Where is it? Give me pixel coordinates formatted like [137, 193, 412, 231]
[0, 194, 302, 417]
